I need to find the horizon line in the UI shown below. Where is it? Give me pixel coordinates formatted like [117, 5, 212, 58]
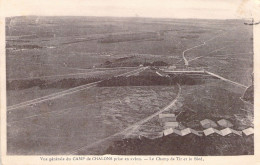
[5, 15, 249, 20]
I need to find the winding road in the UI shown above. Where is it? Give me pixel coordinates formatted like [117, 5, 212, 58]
[182, 30, 224, 66]
[180, 28, 248, 89]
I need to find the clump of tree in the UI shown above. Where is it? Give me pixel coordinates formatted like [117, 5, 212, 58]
[7, 79, 46, 90]
[40, 77, 101, 89]
[98, 75, 204, 87]
[7, 77, 101, 90]
[143, 61, 168, 66]
[101, 60, 141, 68]
[98, 32, 158, 43]
[115, 56, 134, 62]
[6, 44, 42, 49]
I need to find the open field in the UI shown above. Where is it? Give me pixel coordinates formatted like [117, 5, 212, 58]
[7, 86, 179, 154]
[7, 68, 135, 106]
[6, 16, 253, 155]
[106, 80, 253, 155]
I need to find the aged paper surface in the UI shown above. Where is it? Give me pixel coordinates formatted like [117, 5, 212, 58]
[0, 0, 260, 164]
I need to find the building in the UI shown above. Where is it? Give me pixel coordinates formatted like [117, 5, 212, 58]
[217, 119, 234, 127]
[164, 122, 179, 129]
[242, 127, 254, 136]
[220, 128, 242, 136]
[159, 114, 175, 118]
[203, 128, 222, 136]
[163, 128, 174, 136]
[200, 119, 218, 128]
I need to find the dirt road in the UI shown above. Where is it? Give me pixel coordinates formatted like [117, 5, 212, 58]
[7, 67, 148, 111]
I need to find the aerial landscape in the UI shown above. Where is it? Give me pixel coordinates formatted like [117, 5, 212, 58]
[6, 16, 254, 155]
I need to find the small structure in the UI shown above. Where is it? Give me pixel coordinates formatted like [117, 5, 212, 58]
[220, 128, 242, 136]
[160, 117, 177, 123]
[163, 128, 174, 136]
[168, 65, 177, 70]
[159, 114, 175, 118]
[220, 128, 233, 136]
[142, 132, 163, 139]
[181, 128, 203, 136]
[159, 113, 177, 123]
[164, 122, 179, 129]
[217, 119, 234, 127]
[231, 129, 243, 136]
[242, 127, 254, 136]
[180, 128, 192, 136]
[200, 119, 218, 128]
[164, 128, 203, 136]
[204, 128, 215, 136]
[172, 129, 183, 136]
[189, 128, 203, 136]
[203, 128, 222, 136]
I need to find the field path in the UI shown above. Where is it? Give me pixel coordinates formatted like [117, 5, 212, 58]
[205, 71, 247, 88]
[7, 67, 148, 111]
[68, 84, 181, 154]
[182, 30, 224, 66]
[180, 27, 249, 88]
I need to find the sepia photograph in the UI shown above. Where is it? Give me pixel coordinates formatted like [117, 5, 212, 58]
[2, 0, 259, 158]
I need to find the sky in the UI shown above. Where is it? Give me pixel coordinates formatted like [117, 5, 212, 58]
[1, 0, 260, 19]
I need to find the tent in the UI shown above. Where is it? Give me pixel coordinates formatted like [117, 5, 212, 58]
[203, 128, 222, 136]
[200, 119, 218, 128]
[242, 127, 254, 136]
[217, 119, 234, 127]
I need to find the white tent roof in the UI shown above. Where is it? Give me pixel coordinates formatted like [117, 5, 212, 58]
[164, 122, 179, 127]
[203, 128, 215, 136]
[220, 128, 233, 136]
[163, 128, 174, 136]
[159, 113, 175, 118]
[181, 128, 192, 136]
[173, 129, 183, 136]
[203, 128, 222, 136]
[242, 127, 254, 136]
[200, 119, 218, 128]
[217, 119, 234, 127]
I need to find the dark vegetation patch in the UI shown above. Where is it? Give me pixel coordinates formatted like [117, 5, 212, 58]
[114, 56, 135, 62]
[97, 75, 205, 87]
[61, 38, 97, 45]
[180, 35, 199, 39]
[40, 78, 101, 89]
[6, 40, 30, 42]
[101, 60, 169, 68]
[7, 77, 101, 90]
[98, 32, 160, 43]
[188, 30, 206, 34]
[19, 34, 39, 39]
[7, 79, 46, 90]
[143, 61, 168, 66]
[100, 60, 140, 67]
[6, 43, 42, 49]
[105, 134, 254, 155]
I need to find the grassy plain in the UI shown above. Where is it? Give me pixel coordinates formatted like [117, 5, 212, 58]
[6, 17, 253, 155]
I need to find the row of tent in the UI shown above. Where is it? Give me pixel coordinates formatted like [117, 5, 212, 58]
[159, 113, 254, 137]
[163, 127, 254, 137]
[200, 119, 234, 128]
